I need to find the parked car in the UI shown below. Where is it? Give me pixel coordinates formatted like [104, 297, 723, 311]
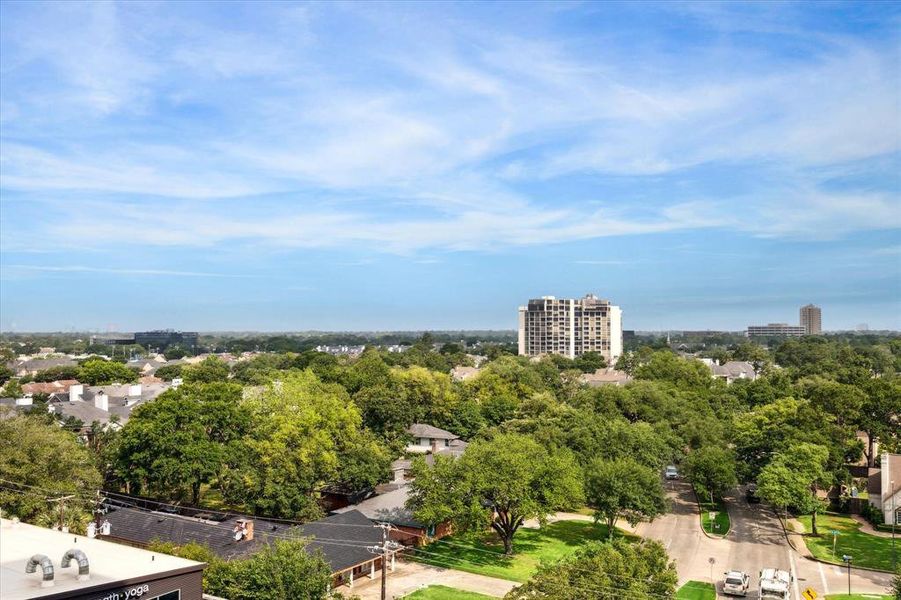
[758, 568, 792, 600]
[665, 465, 679, 479]
[746, 483, 761, 503]
[723, 570, 750, 596]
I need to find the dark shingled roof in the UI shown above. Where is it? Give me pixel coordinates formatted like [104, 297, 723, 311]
[101, 505, 382, 573]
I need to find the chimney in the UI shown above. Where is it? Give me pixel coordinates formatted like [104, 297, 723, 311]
[393, 467, 405, 484]
[94, 391, 108, 412]
[235, 518, 254, 541]
[69, 384, 83, 402]
[128, 384, 142, 398]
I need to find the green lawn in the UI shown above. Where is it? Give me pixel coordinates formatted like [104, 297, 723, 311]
[402, 585, 499, 600]
[798, 513, 896, 572]
[825, 595, 893, 600]
[676, 581, 716, 600]
[412, 520, 625, 582]
[698, 498, 730, 536]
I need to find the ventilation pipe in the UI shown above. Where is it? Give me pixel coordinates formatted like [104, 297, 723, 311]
[25, 554, 54, 587]
[61, 549, 90, 580]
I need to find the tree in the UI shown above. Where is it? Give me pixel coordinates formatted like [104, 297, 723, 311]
[182, 356, 230, 383]
[151, 539, 334, 600]
[758, 443, 830, 535]
[858, 378, 901, 466]
[32, 365, 82, 382]
[154, 364, 184, 381]
[683, 446, 738, 503]
[237, 372, 390, 519]
[407, 433, 584, 554]
[116, 383, 249, 504]
[2, 378, 23, 398]
[505, 539, 677, 600]
[585, 458, 667, 538]
[0, 415, 102, 530]
[78, 358, 138, 385]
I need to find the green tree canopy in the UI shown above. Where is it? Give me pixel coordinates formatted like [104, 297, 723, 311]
[505, 539, 677, 600]
[78, 358, 139, 385]
[683, 445, 738, 502]
[0, 415, 102, 531]
[182, 356, 230, 383]
[407, 433, 584, 554]
[585, 458, 667, 537]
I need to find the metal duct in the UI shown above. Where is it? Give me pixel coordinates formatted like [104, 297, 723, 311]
[25, 554, 54, 582]
[61, 548, 89, 577]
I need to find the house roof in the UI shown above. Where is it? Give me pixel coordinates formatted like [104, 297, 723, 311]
[100, 505, 383, 574]
[580, 368, 632, 387]
[408, 423, 458, 440]
[333, 484, 421, 528]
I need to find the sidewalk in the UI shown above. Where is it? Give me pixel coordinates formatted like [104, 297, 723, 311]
[850, 514, 897, 538]
[341, 560, 516, 600]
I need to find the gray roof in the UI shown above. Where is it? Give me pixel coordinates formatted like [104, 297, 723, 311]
[334, 484, 421, 528]
[408, 423, 458, 440]
[101, 505, 383, 573]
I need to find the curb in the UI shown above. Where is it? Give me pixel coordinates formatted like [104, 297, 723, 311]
[692, 487, 731, 540]
[773, 508, 895, 576]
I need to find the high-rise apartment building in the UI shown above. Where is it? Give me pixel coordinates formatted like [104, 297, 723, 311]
[518, 294, 623, 362]
[800, 304, 822, 335]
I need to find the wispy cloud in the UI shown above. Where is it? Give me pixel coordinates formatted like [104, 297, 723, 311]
[2, 265, 246, 278]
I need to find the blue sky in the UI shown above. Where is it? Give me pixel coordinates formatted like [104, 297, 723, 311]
[1, 1, 899, 332]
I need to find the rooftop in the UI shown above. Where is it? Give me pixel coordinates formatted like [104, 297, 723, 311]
[0, 518, 202, 600]
[407, 423, 459, 440]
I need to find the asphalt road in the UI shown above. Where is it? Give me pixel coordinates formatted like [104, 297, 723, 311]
[635, 481, 893, 599]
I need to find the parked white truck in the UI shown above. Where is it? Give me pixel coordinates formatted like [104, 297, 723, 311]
[758, 568, 792, 600]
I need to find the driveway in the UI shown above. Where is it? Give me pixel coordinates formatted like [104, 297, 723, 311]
[636, 481, 893, 599]
[340, 559, 516, 599]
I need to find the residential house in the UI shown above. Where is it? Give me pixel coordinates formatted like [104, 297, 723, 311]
[579, 367, 632, 387]
[406, 423, 462, 454]
[450, 366, 481, 382]
[700, 359, 758, 384]
[869, 453, 901, 526]
[333, 483, 451, 546]
[98, 503, 396, 590]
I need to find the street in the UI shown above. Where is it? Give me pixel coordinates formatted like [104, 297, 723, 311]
[636, 481, 894, 598]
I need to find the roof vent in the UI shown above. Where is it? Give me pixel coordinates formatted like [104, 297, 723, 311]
[25, 554, 54, 587]
[61, 549, 90, 581]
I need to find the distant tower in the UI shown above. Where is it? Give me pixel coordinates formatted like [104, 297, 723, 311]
[800, 304, 822, 335]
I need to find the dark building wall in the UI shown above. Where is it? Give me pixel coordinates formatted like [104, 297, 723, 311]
[134, 331, 198, 350]
[36, 567, 203, 600]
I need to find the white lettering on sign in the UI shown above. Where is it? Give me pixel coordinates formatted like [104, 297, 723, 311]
[99, 584, 150, 600]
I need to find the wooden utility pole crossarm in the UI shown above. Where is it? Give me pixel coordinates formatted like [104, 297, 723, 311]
[367, 523, 402, 600]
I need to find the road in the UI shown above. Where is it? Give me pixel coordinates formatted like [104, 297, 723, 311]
[636, 481, 893, 598]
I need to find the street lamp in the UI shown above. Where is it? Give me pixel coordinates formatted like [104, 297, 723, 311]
[841, 555, 852, 596]
[892, 479, 896, 572]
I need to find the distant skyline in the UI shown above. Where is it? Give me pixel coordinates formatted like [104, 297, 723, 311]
[1, 2, 899, 331]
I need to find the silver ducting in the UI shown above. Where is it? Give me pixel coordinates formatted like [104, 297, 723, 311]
[25, 554, 54, 583]
[61, 548, 89, 578]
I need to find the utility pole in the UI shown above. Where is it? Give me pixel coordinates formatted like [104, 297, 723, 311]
[47, 495, 74, 531]
[367, 523, 401, 600]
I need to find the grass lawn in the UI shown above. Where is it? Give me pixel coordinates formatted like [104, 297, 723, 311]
[412, 520, 626, 582]
[825, 595, 893, 600]
[676, 581, 716, 600]
[698, 498, 730, 536]
[402, 585, 499, 600]
[798, 513, 896, 572]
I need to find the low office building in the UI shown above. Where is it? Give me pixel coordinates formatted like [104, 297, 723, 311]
[1, 517, 204, 600]
[746, 323, 806, 338]
[518, 294, 623, 363]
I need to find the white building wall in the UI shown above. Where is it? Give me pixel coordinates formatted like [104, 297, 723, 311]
[517, 307, 526, 356]
[609, 305, 623, 363]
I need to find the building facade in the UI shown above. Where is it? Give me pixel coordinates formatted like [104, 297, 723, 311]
[518, 294, 623, 362]
[746, 323, 806, 338]
[133, 331, 199, 350]
[800, 304, 822, 335]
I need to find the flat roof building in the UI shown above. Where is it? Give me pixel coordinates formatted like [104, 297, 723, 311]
[747, 323, 806, 338]
[518, 294, 623, 363]
[1, 518, 204, 600]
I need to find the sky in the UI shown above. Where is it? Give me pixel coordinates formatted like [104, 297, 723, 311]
[0, 1, 899, 332]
